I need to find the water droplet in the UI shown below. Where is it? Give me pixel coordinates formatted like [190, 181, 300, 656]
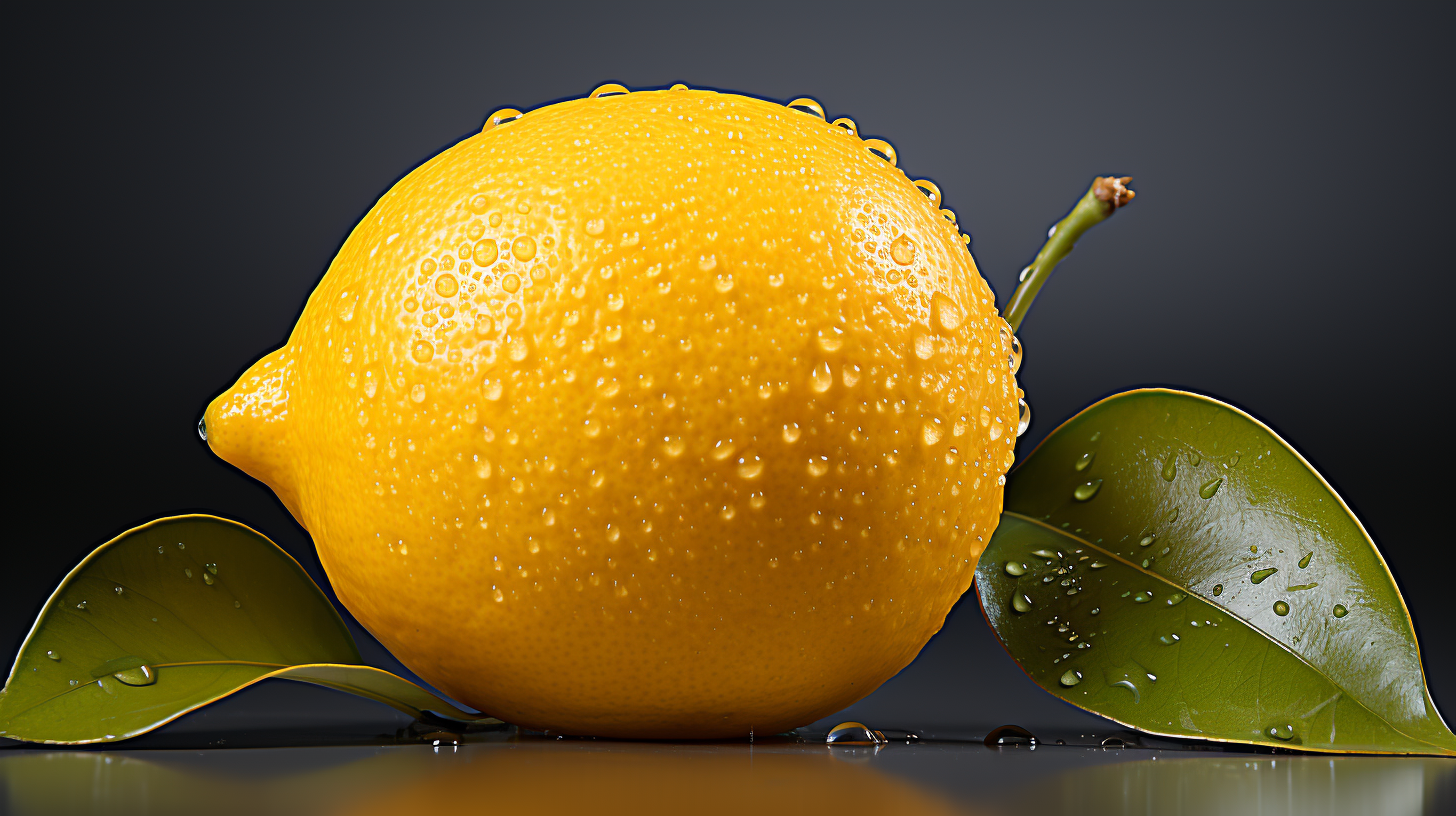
[1132, 591, 1153, 603]
[1166, 507, 1179, 523]
[921, 419, 944, 446]
[1333, 604, 1348, 618]
[1159, 634, 1180, 645]
[807, 458, 829, 477]
[782, 424, 801, 443]
[1090, 607, 1101, 615]
[1267, 724, 1295, 741]
[1251, 568, 1278, 584]
[511, 236, 537, 262]
[1075, 452, 1094, 472]
[1299, 551, 1313, 569]
[1273, 600, 1289, 616]
[411, 340, 434, 363]
[75, 601, 88, 611]
[931, 293, 963, 333]
[1212, 583, 1223, 596]
[833, 117, 859, 136]
[826, 721, 884, 745]
[1007, 334, 1023, 374]
[1161, 455, 1177, 481]
[1089, 561, 1108, 569]
[46, 651, 61, 661]
[473, 238, 499, 267]
[114, 586, 124, 595]
[914, 333, 936, 360]
[809, 362, 834, 393]
[913, 179, 942, 205]
[589, 82, 629, 99]
[234, 601, 241, 609]
[816, 329, 844, 352]
[1059, 669, 1083, 687]
[1004, 561, 1027, 576]
[863, 138, 898, 167]
[482, 108, 522, 131]
[113, 666, 157, 686]
[185, 568, 193, 579]
[197, 416, 208, 442]
[983, 724, 1037, 747]
[1165, 592, 1186, 606]
[1031, 549, 1057, 560]
[1139, 535, 1156, 548]
[434, 274, 458, 298]
[1199, 478, 1223, 499]
[736, 457, 763, 480]
[1073, 480, 1102, 501]
[584, 218, 606, 236]
[786, 97, 826, 120]
[889, 234, 917, 266]
[205, 563, 218, 575]
[1011, 593, 1033, 613]
[203, 573, 216, 586]
[1016, 399, 1031, 437]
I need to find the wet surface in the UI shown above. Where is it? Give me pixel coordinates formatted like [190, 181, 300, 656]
[4, 719, 1452, 815]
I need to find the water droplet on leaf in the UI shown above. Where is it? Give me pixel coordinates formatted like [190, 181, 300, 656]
[113, 666, 156, 687]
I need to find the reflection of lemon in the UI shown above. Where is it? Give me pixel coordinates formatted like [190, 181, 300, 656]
[206, 87, 1022, 738]
[340, 742, 968, 816]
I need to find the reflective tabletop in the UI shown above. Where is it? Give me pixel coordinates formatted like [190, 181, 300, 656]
[4, 718, 1451, 816]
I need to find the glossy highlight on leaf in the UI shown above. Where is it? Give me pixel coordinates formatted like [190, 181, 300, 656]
[976, 389, 1455, 755]
[0, 515, 496, 744]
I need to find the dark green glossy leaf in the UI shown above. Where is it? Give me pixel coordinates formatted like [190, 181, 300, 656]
[977, 389, 1455, 755]
[0, 515, 496, 744]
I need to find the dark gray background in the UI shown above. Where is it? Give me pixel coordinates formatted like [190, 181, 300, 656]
[6, 2, 1453, 736]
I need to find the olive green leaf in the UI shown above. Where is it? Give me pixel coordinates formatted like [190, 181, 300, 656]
[976, 389, 1455, 755]
[0, 515, 497, 744]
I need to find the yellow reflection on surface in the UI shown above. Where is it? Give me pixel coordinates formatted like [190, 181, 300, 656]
[1, 736, 1451, 816]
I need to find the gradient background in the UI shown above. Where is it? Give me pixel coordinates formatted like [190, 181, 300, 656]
[6, 2, 1453, 738]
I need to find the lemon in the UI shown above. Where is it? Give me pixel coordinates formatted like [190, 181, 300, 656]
[205, 86, 1024, 738]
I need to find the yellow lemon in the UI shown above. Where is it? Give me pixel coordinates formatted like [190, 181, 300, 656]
[205, 87, 1023, 738]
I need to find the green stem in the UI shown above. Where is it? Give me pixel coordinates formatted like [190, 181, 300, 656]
[1002, 176, 1135, 333]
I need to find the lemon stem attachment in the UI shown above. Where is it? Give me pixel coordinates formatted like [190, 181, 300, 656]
[1002, 176, 1135, 333]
